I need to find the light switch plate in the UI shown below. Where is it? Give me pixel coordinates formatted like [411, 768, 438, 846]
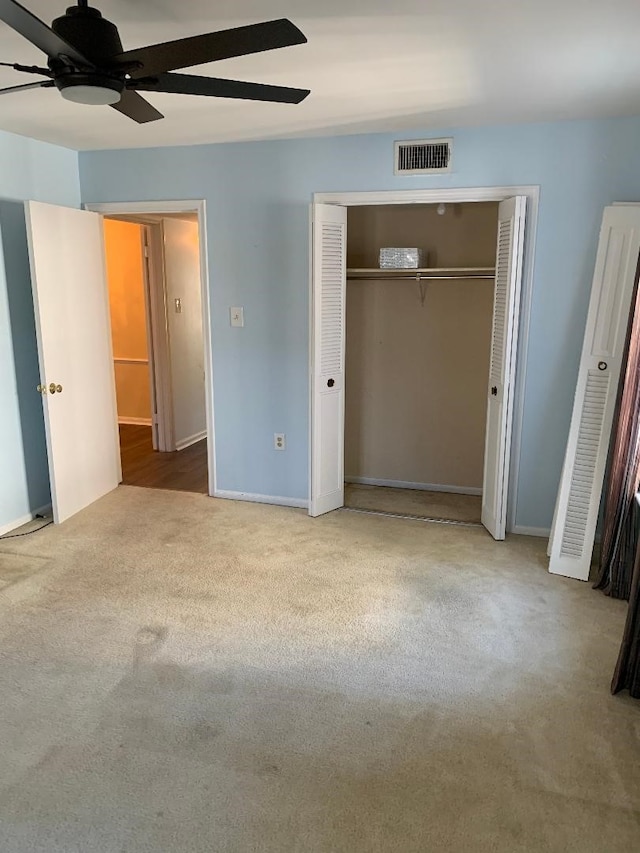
[230, 307, 244, 327]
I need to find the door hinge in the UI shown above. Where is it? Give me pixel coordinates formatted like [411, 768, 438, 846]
[143, 244, 150, 259]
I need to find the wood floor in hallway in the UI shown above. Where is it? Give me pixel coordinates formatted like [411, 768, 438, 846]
[119, 424, 208, 494]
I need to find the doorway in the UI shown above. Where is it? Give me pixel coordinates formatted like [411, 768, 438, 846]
[102, 212, 209, 495]
[344, 201, 498, 525]
[309, 187, 535, 540]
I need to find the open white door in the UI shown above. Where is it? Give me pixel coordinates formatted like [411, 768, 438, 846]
[309, 203, 347, 517]
[25, 201, 120, 524]
[548, 205, 640, 580]
[481, 196, 526, 540]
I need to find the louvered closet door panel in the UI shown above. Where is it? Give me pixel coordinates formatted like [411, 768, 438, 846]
[481, 196, 526, 540]
[549, 206, 640, 579]
[310, 204, 347, 517]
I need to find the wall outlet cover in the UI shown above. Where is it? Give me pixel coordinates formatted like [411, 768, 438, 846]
[230, 307, 244, 327]
[274, 433, 285, 450]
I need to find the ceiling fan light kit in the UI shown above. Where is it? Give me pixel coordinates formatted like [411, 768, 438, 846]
[0, 0, 310, 122]
[59, 81, 121, 105]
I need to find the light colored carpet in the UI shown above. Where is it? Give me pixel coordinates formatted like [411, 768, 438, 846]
[345, 482, 482, 522]
[0, 486, 638, 852]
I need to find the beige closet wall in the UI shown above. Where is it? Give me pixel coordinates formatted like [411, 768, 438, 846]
[104, 219, 152, 425]
[345, 202, 498, 491]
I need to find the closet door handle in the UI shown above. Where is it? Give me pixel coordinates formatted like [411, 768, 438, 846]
[491, 386, 498, 396]
[327, 378, 335, 388]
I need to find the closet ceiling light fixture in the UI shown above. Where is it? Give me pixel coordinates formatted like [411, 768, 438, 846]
[0, 0, 310, 123]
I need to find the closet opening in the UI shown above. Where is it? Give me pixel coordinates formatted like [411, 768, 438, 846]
[310, 187, 531, 539]
[343, 201, 498, 525]
[103, 212, 209, 495]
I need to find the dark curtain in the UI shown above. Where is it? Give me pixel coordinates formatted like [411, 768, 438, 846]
[594, 263, 640, 697]
[594, 278, 640, 601]
[611, 513, 640, 697]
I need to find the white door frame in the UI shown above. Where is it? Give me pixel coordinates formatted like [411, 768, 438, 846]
[311, 185, 540, 534]
[103, 217, 171, 452]
[141, 221, 174, 452]
[85, 200, 216, 497]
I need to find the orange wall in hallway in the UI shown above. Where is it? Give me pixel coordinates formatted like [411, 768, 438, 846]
[103, 219, 152, 423]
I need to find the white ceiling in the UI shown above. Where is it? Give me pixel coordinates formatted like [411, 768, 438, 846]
[1, 0, 640, 150]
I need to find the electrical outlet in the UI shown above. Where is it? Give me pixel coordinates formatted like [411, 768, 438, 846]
[274, 433, 285, 451]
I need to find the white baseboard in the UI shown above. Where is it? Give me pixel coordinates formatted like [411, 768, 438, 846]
[118, 417, 152, 427]
[176, 430, 207, 451]
[511, 525, 551, 538]
[345, 476, 482, 497]
[214, 490, 308, 509]
[0, 503, 53, 537]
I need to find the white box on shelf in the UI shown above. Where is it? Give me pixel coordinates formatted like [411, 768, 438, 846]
[379, 248, 427, 269]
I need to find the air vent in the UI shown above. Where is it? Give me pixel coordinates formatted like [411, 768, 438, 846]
[394, 138, 453, 175]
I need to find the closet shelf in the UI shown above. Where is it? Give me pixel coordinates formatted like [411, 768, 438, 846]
[346, 267, 495, 281]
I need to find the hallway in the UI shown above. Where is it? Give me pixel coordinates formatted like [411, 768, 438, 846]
[119, 425, 207, 494]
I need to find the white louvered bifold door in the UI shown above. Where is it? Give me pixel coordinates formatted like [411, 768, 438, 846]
[548, 206, 640, 580]
[309, 204, 348, 517]
[481, 196, 527, 540]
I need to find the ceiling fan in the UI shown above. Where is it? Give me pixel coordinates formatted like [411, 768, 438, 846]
[0, 0, 310, 123]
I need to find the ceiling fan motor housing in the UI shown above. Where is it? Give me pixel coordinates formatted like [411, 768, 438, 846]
[50, 4, 126, 100]
[52, 5, 123, 63]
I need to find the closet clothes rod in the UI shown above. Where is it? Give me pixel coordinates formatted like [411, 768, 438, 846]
[346, 267, 496, 282]
[346, 275, 495, 281]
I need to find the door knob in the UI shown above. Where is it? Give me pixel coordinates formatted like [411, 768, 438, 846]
[36, 384, 47, 394]
[49, 383, 63, 394]
[327, 378, 335, 388]
[491, 386, 498, 396]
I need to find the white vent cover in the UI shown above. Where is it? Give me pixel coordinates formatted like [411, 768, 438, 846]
[394, 138, 453, 175]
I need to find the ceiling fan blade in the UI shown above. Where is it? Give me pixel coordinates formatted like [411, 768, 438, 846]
[110, 89, 164, 123]
[131, 72, 310, 104]
[0, 79, 54, 95]
[0, 0, 93, 66]
[114, 19, 307, 79]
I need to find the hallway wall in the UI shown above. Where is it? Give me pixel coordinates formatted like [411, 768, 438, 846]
[104, 219, 152, 426]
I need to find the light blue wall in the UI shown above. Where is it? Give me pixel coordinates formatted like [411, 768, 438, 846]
[0, 130, 80, 530]
[79, 117, 640, 529]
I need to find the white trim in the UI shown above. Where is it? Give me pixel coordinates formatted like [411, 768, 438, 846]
[144, 221, 174, 452]
[118, 417, 152, 426]
[85, 200, 216, 498]
[345, 477, 482, 496]
[311, 185, 539, 534]
[511, 525, 551, 538]
[113, 357, 149, 365]
[87, 201, 204, 215]
[176, 430, 207, 451]
[307, 203, 314, 514]
[214, 490, 308, 509]
[140, 224, 160, 452]
[0, 503, 52, 537]
[314, 186, 538, 206]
